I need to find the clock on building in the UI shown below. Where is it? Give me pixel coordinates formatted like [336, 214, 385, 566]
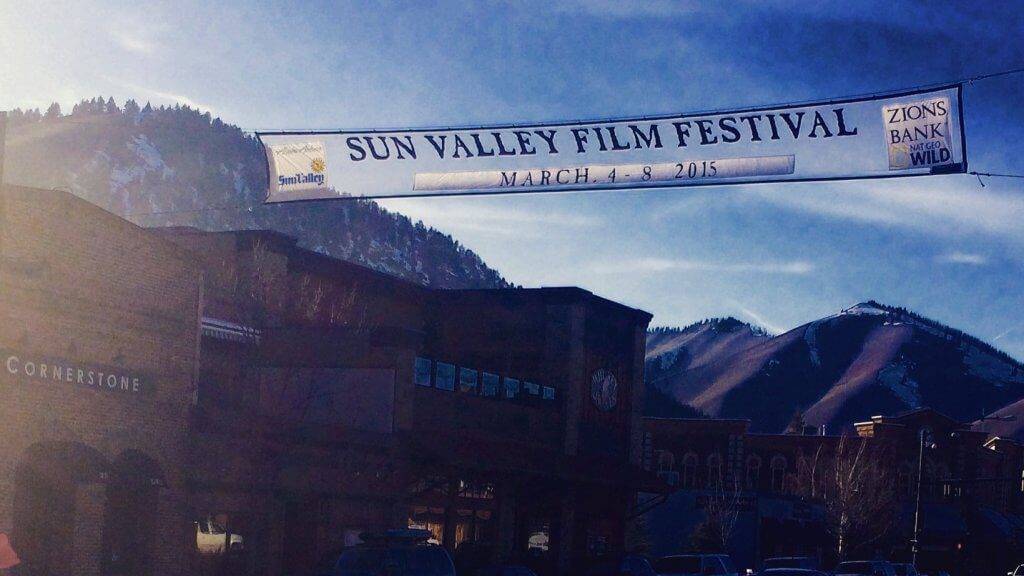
[590, 369, 618, 412]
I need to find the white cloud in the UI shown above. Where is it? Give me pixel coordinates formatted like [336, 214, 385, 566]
[749, 178, 1024, 244]
[588, 257, 814, 275]
[726, 299, 786, 334]
[934, 251, 988, 265]
[109, 29, 156, 55]
[994, 327, 1016, 342]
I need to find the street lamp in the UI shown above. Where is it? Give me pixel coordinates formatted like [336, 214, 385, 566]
[911, 427, 934, 569]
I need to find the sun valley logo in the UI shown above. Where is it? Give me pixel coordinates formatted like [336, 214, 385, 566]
[271, 141, 329, 190]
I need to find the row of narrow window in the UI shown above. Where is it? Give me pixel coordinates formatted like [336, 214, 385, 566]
[414, 357, 557, 403]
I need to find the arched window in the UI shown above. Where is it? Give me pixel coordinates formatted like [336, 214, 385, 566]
[771, 455, 787, 493]
[656, 451, 678, 486]
[746, 455, 762, 490]
[682, 453, 699, 489]
[657, 450, 675, 473]
[707, 453, 723, 490]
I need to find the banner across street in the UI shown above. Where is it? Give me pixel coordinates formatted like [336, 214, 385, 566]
[258, 84, 967, 201]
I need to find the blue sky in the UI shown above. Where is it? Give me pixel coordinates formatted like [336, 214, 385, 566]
[2, 1, 1024, 357]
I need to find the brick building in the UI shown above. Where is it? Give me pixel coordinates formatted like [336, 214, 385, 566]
[643, 409, 1024, 574]
[0, 183, 654, 576]
[156, 227, 654, 576]
[0, 186, 203, 576]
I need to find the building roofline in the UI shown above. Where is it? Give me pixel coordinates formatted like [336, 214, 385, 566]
[4, 185, 200, 265]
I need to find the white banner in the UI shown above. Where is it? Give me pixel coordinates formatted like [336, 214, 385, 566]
[258, 85, 966, 201]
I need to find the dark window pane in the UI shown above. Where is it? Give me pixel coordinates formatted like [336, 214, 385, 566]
[459, 368, 478, 394]
[504, 378, 519, 399]
[415, 357, 433, 387]
[435, 362, 456, 391]
[481, 372, 499, 397]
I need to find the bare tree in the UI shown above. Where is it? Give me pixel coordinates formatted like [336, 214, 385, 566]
[795, 435, 898, 560]
[691, 467, 743, 553]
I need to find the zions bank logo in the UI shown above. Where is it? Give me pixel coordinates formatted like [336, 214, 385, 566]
[272, 141, 329, 190]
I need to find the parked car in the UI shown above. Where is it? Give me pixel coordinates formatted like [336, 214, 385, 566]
[332, 529, 455, 576]
[653, 554, 738, 576]
[585, 553, 658, 576]
[194, 517, 243, 555]
[762, 558, 820, 571]
[758, 570, 827, 576]
[890, 563, 918, 576]
[834, 561, 897, 576]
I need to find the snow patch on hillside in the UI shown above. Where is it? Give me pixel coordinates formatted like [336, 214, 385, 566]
[877, 362, 921, 408]
[129, 135, 173, 178]
[842, 302, 889, 316]
[964, 344, 1024, 387]
[805, 321, 823, 367]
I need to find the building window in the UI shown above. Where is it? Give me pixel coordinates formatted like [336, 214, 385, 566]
[524, 381, 541, 397]
[414, 357, 433, 387]
[657, 451, 675, 473]
[542, 386, 556, 401]
[657, 451, 678, 486]
[504, 377, 520, 400]
[457, 479, 495, 499]
[481, 372, 499, 397]
[682, 453, 699, 489]
[771, 455, 787, 493]
[746, 455, 762, 490]
[435, 362, 456, 391]
[459, 368, 478, 394]
[707, 453, 723, 490]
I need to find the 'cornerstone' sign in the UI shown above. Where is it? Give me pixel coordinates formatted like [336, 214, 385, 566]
[3, 350, 152, 396]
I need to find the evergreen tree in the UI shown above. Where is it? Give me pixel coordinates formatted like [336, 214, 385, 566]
[44, 102, 61, 120]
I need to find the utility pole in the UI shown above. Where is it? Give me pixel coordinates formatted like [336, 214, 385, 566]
[911, 428, 928, 569]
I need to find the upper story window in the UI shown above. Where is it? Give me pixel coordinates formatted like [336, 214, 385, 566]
[746, 455, 762, 490]
[459, 368, 478, 394]
[415, 357, 433, 387]
[435, 362, 456, 391]
[481, 372, 499, 397]
[504, 378, 520, 400]
[657, 450, 675, 473]
[771, 455, 787, 493]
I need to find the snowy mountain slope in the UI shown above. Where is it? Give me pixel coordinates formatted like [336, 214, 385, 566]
[647, 302, 1024, 432]
[4, 100, 508, 289]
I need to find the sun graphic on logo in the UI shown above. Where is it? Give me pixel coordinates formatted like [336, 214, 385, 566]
[311, 157, 326, 173]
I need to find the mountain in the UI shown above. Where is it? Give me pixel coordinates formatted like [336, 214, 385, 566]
[2, 99, 507, 289]
[974, 400, 1024, 441]
[646, 302, 1024, 433]
[644, 318, 771, 418]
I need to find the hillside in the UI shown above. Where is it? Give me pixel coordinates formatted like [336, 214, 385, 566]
[2, 99, 508, 289]
[647, 302, 1024, 432]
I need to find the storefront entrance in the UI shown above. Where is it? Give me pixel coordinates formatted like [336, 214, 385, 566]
[11, 442, 105, 576]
